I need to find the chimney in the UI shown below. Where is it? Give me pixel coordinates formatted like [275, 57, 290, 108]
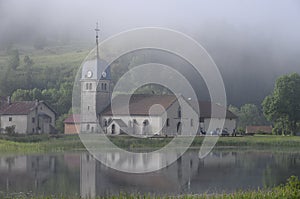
[7, 96, 11, 105]
[35, 99, 39, 106]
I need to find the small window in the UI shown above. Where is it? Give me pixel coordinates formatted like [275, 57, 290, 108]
[199, 117, 204, 123]
[190, 119, 193, 126]
[9, 117, 12, 122]
[89, 83, 92, 90]
[128, 120, 132, 127]
[86, 83, 89, 90]
[104, 83, 107, 90]
[178, 107, 181, 118]
[166, 118, 170, 127]
[87, 124, 90, 130]
[32, 117, 35, 123]
[101, 83, 104, 90]
[88, 106, 90, 111]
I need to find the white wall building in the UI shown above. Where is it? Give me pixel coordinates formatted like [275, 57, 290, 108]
[0, 99, 56, 134]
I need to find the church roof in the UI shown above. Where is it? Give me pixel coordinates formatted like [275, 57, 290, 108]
[190, 101, 238, 119]
[101, 94, 237, 119]
[101, 94, 177, 116]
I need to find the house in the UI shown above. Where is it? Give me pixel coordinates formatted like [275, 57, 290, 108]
[246, 125, 273, 135]
[0, 97, 56, 134]
[64, 114, 80, 134]
[78, 28, 237, 136]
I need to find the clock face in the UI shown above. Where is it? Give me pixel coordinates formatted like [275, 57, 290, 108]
[87, 70, 93, 78]
[102, 71, 107, 78]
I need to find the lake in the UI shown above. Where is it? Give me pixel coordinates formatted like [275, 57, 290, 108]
[0, 148, 300, 197]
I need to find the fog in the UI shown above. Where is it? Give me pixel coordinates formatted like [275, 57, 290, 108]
[1, 0, 300, 106]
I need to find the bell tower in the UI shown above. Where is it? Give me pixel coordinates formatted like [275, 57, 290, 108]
[80, 22, 111, 133]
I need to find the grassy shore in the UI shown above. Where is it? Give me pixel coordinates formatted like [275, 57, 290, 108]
[0, 134, 300, 154]
[3, 176, 300, 199]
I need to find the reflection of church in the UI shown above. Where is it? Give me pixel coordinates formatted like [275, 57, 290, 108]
[79, 150, 242, 197]
[80, 26, 237, 136]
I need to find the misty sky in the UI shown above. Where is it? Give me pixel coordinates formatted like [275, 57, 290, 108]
[1, 0, 300, 42]
[1, 0, 300, 105]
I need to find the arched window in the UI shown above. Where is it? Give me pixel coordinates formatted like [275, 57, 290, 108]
[166, 118, 170, 127]
[177, 122, 182, 135]
[143, 120, 149, 126]
[89, 83, 92, 90]
[104, 83, 107, 90]
[86, 83, 89, 90]
[178, 107, 181, 118]
[111, 124, 115, 134]
[103, 119, 108, 127]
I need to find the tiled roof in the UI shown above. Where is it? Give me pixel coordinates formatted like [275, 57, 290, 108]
[101, 94, 177, 116]
[0, 101, 38, 115]
[64, 114, 80, 124]
[189, 101, 238, 119]
[101, 94, 237, 119]
[246, 126, 272, 134]
[0, 100, 56, 116]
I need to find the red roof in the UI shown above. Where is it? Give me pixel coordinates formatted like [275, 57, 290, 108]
[246, 126, 273, 134]
[0, 101, 38, 115]
[101, 94, 177, 116]
[101, 94, 237, 119]
[64, 114, 80, 124]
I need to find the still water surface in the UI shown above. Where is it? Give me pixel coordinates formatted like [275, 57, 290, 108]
[0, 148, 300, 197]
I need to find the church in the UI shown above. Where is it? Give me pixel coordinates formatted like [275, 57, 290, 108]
[80, 27, 237, 136]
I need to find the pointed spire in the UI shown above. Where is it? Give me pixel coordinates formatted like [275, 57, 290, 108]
[95, 21, 100, 59]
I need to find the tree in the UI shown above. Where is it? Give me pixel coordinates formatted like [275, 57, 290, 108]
[262, 73, 300, 135]
[23, 55, 34, 88]
[229, 104, 268, 130]
[8, 49, 20, 70]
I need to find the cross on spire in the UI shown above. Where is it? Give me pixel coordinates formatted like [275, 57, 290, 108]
[95, 22, 100, 58]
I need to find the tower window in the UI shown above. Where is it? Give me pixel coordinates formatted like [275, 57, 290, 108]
[87, 124, 90, 131]
[89, 83, 92, 90]
[104, 83, 107, 90]
[86, 83, 89, 90]
[88, 106, 90, 111]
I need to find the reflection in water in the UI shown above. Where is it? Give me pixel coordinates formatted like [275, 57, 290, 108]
[0, 150, 300, 197]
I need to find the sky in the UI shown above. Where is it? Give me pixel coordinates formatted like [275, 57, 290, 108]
[0, 0, 300, 105]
